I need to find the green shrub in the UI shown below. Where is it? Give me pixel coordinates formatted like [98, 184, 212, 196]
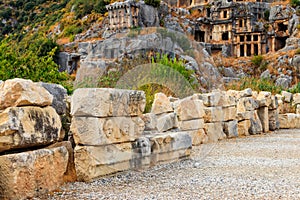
[288, 82, 300, 93]
[226, 77, 282, 94]
[144, 0, 161, 7]
[290, 0, 300, 7]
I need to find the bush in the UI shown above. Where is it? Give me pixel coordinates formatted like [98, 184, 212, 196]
[144, 0, 161, 7]
[290, 0, 300, 7]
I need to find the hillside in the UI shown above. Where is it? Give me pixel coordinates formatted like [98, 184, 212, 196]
[1, 0, 300, 96]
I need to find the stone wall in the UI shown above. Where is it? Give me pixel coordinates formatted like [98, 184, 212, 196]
[2, 78, 300, 198]
[0, 79, 76, 200]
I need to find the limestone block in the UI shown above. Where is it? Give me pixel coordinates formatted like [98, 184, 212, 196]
[74, 143, 134, 181]
[257, 91, 272, 107]
[178, 118, 204, 131]
[71, 116, 144, 146]
[0, 78, 53, 111]
[203, 106, 224, 123]
[237, 120, 251, 136]
[151, 93, 173, 115]
[71, 88, 146, 117]
[156, 113, 178, 132]
[149, 132, 192, 164]
[227, 88, 252, 100]
[269, 95, 278, 110]
[249, 110, 263, 135]
[204, 122, 226, 143]
[38, 82, 68, 115]
[47, 141, 77, 182]
[0, 146, 68, 200]
[175, 98, 204, 121]
[281, 91, 292, 103]
[0, 106, 63, 153]
[296, 104, 300, 114]
[142, 113, 157, 131]
[186, 129, 208, 145]
[269, 109, 280, 131]
[236, 111, 255, 121]
[279, 113, 300, 129]
[223, 120, 238, 138]
[292, 93, 300, 106]
[223, 106, 237, 121]
[258, 107, 269, 133]
[193, 90, 221, 107]
[237, 97, 259, 113]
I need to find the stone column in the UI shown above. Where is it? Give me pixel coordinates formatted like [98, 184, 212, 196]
[244, 44, 247, 57]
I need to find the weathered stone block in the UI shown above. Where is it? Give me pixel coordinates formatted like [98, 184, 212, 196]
[237, 120, 251, 136]
[279, 113, 300, 129]
[142, 113, 157, 131]
[193, 91, 221, 107]
[0, 78, 53, 111]
[257, 91, 272, 107]
[249, 111, 263, 135]
[223, 106, 237, 121]
[178, 118, 204, 131]
[70, 117, 144, 146]
[292, 93, 300, 106]
[175, 98, 204, 121]
[0, 106, 63, 153]
[151, 93, 173, 115]
[186, 129, 208, 145]
[71, 88, 146, 117]
[236, 111, 254, 121]
[223, 120, 238, 138]
[237, 97, 259, 113]
[258, 107, 269, 133]
[269, 109, 280, 131]
[156, 113, 178, 132]
[227, 88, 252, 100]
[38, 82, 68, 115]
[281, 91, 292, 103]
[204, 122, 226, 143]
[0, 146, 68, 200]
[269, 95, 278, 110]
[203, 106, 223, 123]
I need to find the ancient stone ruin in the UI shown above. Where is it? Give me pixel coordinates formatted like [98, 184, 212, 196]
[1, 78, 300, 199]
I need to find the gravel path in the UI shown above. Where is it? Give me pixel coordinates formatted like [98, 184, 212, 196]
[40, 129, 300, 200]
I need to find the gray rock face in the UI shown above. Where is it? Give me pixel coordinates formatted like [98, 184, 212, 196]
[276, 76, 291, 89]
[289, 14, 300, 35]
[260, 69, 271, 80]
[39, 82, 68, 115]
[269, 5, 293, 21]
[138, 3, 160, 27]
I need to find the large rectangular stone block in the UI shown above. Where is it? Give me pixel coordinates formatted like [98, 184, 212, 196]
[237, 97, 259, 113]
[279, 113, 300, 129]
[0, 78, 53, 111]
[203, 106, 224, 123]
[249, 110, 263, 135]
[186, 129, 208, 145]
[175, 98, 204, 121]
[156, 113, 178, 132]
[238, 120, 251, 136]
[178, 118, 204, 131]
[269, 109, 280, 130]
[258, 107, 269, 133]
[223, 120, 238, 138]
[204, 122, 226, 143]
[71, 88, 146, 117]
[0, 146, 69, 200]
[223, 106, 237, 121]
[0, 106, 63, 153]
[70, 116, 144, 146]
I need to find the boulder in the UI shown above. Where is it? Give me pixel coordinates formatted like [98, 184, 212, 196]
[175, 98, 204, 121]
[292, 93, 300, 106]
[38, 82, 68, 115]
[0, 106, 63, 153]
[0, 78, 53, 111]
[204, 122, 226, 143]
[71, 88, 146, 117]
[151, 93, 173, 115]
[0, 146, 68, 200]
[70, 117, 144, 146]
